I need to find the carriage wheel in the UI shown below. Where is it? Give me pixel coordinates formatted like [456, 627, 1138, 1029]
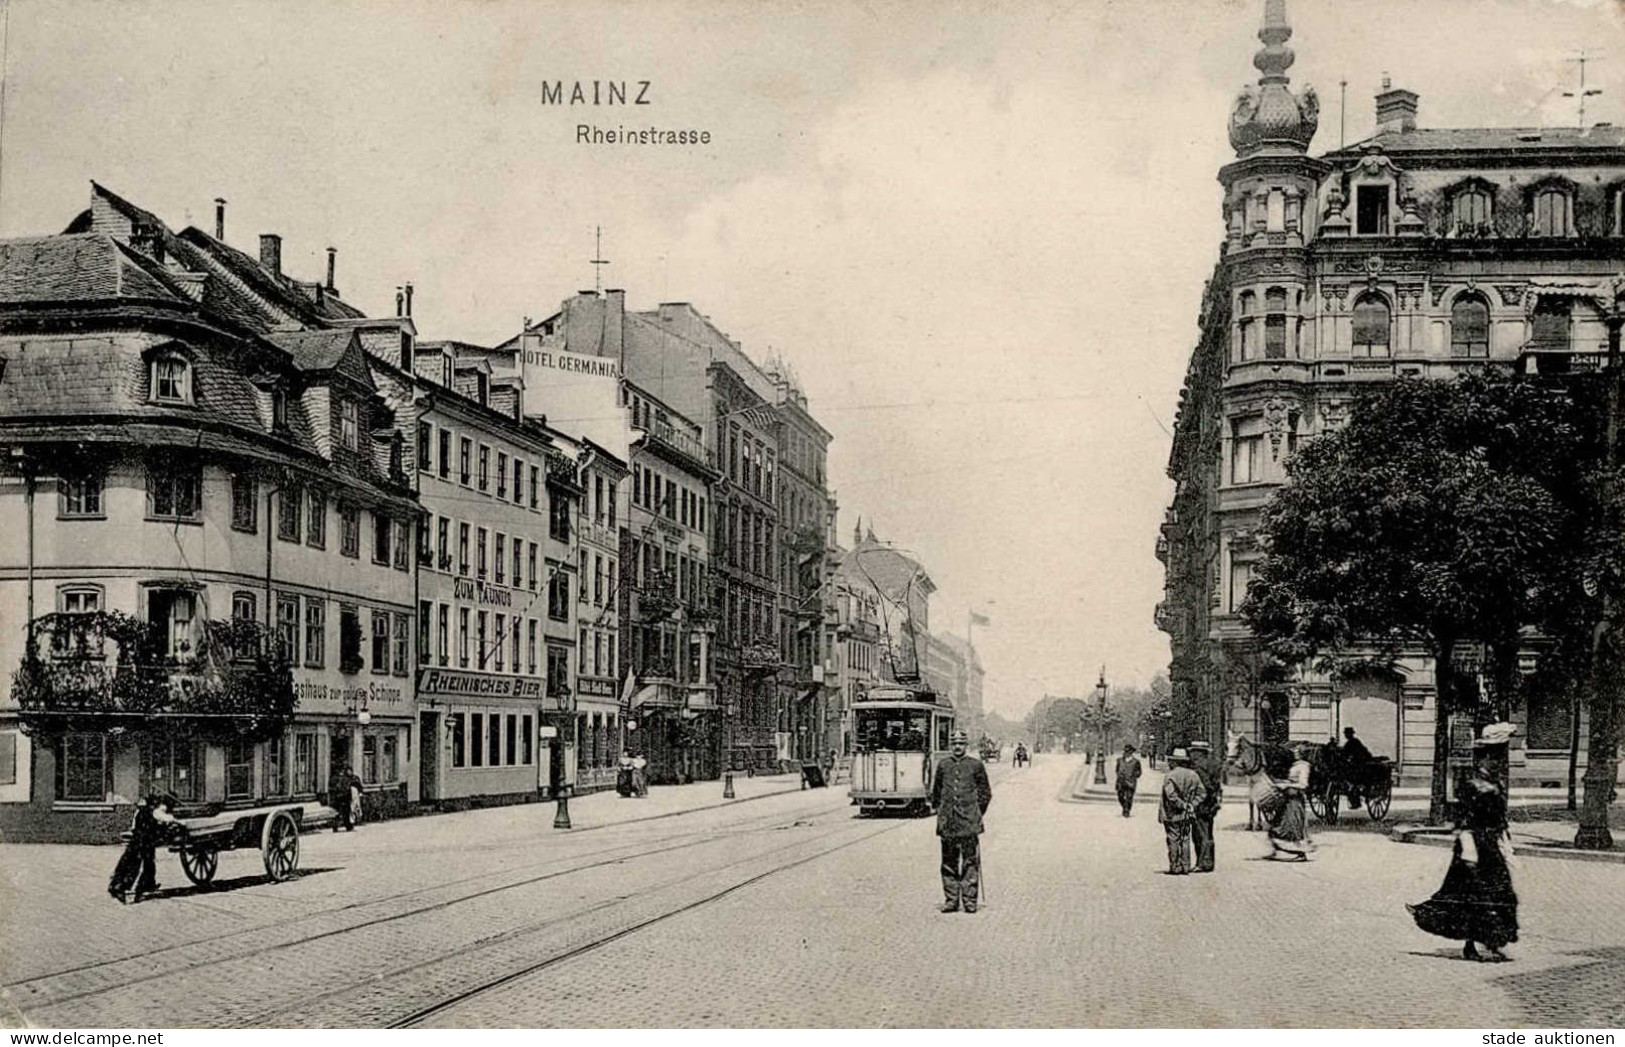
[180, 847, 218, 886]
[1366, 787, 1392, 821]
[262, 811, 300, 882]
[1322, 787, 1341, 824]
[1308, 789, 1328, 821]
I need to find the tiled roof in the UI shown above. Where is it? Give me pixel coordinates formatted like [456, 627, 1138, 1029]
[1328, 125, 1625, 156]
[0, 235, 192, 306]
[268, 329, 357, 373]
[0, 333, 269, 438]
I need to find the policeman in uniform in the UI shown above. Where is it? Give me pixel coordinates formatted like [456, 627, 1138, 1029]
[929, 728, 993, 913]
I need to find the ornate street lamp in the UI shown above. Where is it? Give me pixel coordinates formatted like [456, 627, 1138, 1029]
[1092, 667, 1110, 786]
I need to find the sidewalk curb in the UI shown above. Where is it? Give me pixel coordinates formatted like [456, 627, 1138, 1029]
[1388, 824, 1625, 865]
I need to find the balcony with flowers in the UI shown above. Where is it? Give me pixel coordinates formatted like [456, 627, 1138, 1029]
[12, 612, 296, 741]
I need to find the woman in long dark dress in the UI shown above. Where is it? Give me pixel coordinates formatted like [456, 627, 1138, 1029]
[1407, 745, 1518, 961]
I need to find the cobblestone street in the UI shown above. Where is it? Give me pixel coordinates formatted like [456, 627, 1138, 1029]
[4, 755, 1624, 1028]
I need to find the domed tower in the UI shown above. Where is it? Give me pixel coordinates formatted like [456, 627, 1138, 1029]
[1218, 0, 1325, 379]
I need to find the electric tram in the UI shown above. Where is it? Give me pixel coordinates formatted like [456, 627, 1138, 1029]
[849, 684, 957, 816]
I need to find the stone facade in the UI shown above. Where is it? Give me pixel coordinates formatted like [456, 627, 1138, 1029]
[1159, 1, 1625, 785]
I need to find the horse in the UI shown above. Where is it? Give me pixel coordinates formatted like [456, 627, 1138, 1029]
[1226, 732, 1319, 831]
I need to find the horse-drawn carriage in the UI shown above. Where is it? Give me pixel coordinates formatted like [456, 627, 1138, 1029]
[1227, 734, 1394, 825]
[1308, 753, 1394, 823]
[979, 739, 1001, 763]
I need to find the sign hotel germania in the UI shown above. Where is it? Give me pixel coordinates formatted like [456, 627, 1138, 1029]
[418, 668, 544, 701]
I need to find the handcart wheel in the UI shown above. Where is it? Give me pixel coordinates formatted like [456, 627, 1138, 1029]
[262, 811, 300, 881]
[180, 847, 218, 886]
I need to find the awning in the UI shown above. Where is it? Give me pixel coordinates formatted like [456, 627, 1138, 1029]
[629, 682, 682, 710]
[794, 685, 822, 704]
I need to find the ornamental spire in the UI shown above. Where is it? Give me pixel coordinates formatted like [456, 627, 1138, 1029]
[1228, 0, 1319, 157]
[1254, 0, 1294, 84]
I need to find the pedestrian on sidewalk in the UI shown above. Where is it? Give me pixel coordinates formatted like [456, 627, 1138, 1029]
[1189, 740, 1223, 872]
[327, 764, 355, 832]
[1158, 749, 1205, 875]
[1114, 744, 1142, 817]
[109, 793, 179, 903]
[1407, 723, 1519, 963]
[930, 729, 992, 913]
[347, 769, 365, 828]
[617, 750, 635, 798]
[1265, 743, 1315, 861]
[632, 751, 649, 797]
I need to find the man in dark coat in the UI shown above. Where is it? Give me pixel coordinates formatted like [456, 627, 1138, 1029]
[1114, 744, 1143, 817]
[929, 728, 992, 913]
[328, 764, 354, 831]
[1188, 740, 1224, 872]
[1340, 727, 1374, 808]
[109, 793, 179, 902]
[1158, 749, 1206, 875]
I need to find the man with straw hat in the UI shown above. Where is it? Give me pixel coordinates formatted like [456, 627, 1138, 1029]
[1158, 748, 1206, 875]
[929, 728, 992, 913]
[1188, 740, 1224, 872]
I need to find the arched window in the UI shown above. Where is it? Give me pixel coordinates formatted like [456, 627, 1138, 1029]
[1450, 294, 1490, 358]
[151, 353, 192, 404]
[1264, 287, 1288, 359]
[1351, 294, 1391, 358]
[1531, 297, 1572, 351]
[1450, 188, 1493, 236]
[1236, 291, 1257, 362]
[1531, 188, 1573, 237]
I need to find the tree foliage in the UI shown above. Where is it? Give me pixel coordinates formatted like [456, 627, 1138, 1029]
[1242, 369, 1607, 820]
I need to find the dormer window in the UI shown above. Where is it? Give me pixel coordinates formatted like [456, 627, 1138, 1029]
[341, 399, 359, 450]
[152, 355, 192, 404]
[1356, 186, 1390, 236]
[272, 389, 288, 430]
[1450, 188, 1493, 237]
[1531, 187, 1574, 237]
[475, 373, 489, 406]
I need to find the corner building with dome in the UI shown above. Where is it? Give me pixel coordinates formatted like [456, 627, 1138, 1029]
[1158, 0, 1625, 786]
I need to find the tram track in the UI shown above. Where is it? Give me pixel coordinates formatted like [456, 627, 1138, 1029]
[8, 791, 856, 1019]
[287, 815, 915, 1029]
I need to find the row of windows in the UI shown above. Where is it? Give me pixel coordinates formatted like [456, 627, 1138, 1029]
[421, 601, 557, 676]
[448, 711, 535, 770]
[577, 547, 620, 608]
[726, 422, 775, 503]
[579, 625, 620, 679]
[427, 515, 544, 589]
[259, 591, 410, 676]
[629, 622, 707, 683]
[718, 581, 775, 649]
[418, 420, 543, 511]
[585, 472, 620, 528]
[55, 466, 414, 569]
[625, 537, 706, 606]
[717, 502, 775, 580]
[632, 462, 703, 531]
[1234, 292, 1498, 362]
[54, 727, 402, 804]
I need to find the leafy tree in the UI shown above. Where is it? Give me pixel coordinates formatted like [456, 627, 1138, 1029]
[1243, 370, 1596, 823]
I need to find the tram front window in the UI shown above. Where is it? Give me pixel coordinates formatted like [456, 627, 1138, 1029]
[856, 710, 932, 752]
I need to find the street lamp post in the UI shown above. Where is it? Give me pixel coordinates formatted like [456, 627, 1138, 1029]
[1092, 667, 1110, 786]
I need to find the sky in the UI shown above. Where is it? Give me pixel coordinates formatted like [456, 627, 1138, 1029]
[1, 0, 1622, 719]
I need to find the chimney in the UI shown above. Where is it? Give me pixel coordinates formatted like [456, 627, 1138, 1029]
[605, 288, 625, 356]
[395, 286, 404, 317]
[404, 282, 414, 317]
[259, 234, 282, 275]
[325, 247, 336, 292]
[1375, 75, 1419, 135]
[214, 198, 226, 241]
